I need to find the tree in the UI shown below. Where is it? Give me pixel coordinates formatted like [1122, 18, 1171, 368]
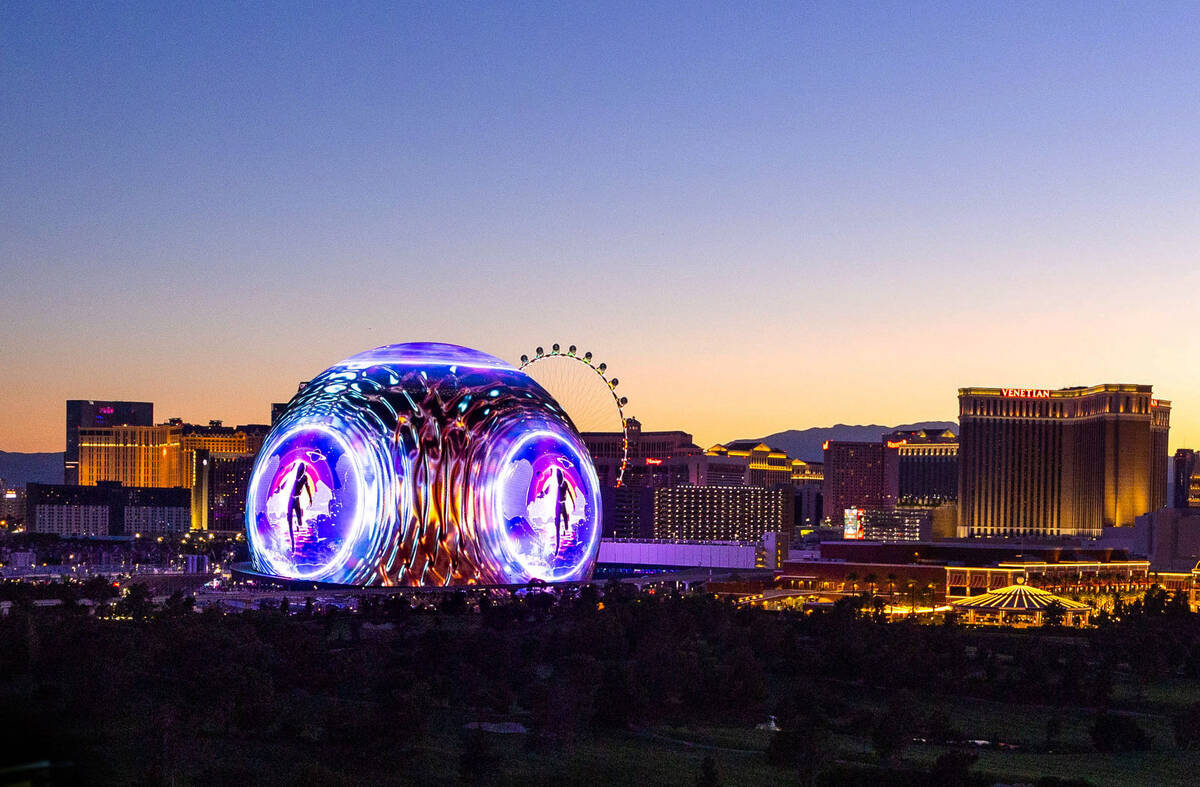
[594, 663, 637, 729]
[1090, 712, 1150, 752]
[385, 594, 409, 623]
[441, 591, 468, 615]
[1166, 589, 1192, 618]
[80, 575, 118, 602]
[117, 583, 153, 622]
[1172, 701, 1200, 749]
[162, 590, 194, 617]
[694, 755, 720, 787]
[577, 583, 600, 610]
[871, 711, 909, 764]
[458, 728, 500, 785]
[766, 728, 831, 787]
[1043, 600, 1066, 627]
[930, 750, 977, 785]
[1045, 714, 1063, 751]
[1090, 661, 1114, 707]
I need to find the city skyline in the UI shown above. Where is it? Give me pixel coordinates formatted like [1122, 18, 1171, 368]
[3, 369, 1191, 458]
[4, 4, 1199, 453]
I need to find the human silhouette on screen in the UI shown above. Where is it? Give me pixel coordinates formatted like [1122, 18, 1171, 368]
[553, 468, 575, 554]
[287, 463, 313, 553]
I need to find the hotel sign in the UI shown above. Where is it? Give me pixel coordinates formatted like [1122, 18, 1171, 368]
[1001, 388, 1050, 399]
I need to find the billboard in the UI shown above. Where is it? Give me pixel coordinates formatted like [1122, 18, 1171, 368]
[843, 508, 865, 540]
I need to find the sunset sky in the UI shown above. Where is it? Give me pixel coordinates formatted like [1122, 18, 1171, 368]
[2, 3, 1198, 453]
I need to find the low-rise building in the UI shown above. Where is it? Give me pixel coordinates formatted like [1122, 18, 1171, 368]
[842, 507, 932, 541]
[26, 482, 190, 537]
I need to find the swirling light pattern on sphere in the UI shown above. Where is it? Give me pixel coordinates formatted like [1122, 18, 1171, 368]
[245, 343, 602, 586]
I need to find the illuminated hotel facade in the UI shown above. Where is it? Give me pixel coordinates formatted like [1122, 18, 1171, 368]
[64, 400, 153, 484]
[958, 384, 1170, 538]
[190, 450, 257, 531]
[178, 421, 269, 489]
[653, 486, 793, 541]
[79, 420, 270, 532]
[885, 429, 958, 506]
[78, 424, 182, 488]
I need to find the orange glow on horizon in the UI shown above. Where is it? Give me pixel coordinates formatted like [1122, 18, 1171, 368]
[1, 337, 1197, 460]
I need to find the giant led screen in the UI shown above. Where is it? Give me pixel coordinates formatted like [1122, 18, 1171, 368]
[245, 343, 602, 586]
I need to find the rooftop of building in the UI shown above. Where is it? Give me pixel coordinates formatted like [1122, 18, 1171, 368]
[884, 428, 957, 444]
[950, 582, 1090, 611]
[78, 422, 180, 431]
[815, 539, 1138, 566]
[717, 440, 789, 455]
[77, 420, 269, 436]
[822, 439, 890, 450]
[958, 383, 1169, 406]
[580, 417, 697, 446]
[25, 481, 190, 503]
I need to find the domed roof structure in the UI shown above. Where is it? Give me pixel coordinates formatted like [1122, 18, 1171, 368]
[951, 582, 1089, 611]
[340, 342, 515, 370]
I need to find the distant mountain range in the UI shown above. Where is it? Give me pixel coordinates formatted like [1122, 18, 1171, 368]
[0, 451, 63, 486]
[748, 422, 958, 462]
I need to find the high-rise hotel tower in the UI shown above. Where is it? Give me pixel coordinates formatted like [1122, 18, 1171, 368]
[958, 384, 1169, 537]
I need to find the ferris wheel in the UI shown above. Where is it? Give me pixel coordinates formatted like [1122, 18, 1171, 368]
[519, 343, 629, 487]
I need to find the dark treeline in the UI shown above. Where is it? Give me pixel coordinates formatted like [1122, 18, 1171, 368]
[1, 584, 1199, 785]
[0, 531, 245, 570]
[0, 574, 120, 602]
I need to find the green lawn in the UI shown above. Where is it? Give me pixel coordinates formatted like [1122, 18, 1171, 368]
[905, 745, 1200, 787]
[910, 694, 1175, 749]
[650, 724, 777, 751]
[490, 733, 785, 787]
[1111, 676, 1200, 709]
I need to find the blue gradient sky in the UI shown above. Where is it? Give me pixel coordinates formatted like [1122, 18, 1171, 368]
[2, 2, 1198, 452]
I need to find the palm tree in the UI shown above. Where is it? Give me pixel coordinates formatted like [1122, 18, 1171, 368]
[924, 583, 938, 611]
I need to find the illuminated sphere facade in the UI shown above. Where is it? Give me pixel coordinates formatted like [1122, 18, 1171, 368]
[245, 343, 602, 586]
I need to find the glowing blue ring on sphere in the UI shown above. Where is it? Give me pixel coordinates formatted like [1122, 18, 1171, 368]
[485, 427, 602, 583]
[246, 423, 369, 581]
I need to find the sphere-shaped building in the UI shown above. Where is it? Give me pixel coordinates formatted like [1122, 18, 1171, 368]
[244, 343, 602, 586]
